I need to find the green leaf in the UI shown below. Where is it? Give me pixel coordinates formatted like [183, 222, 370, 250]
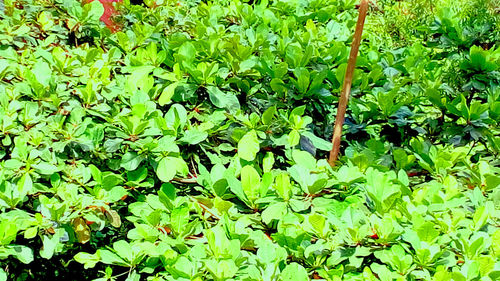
[308, 213, 326, 236]
[174, 256, 194, 277]
[301, 131, 332, 151]
[275, 172, 292, 201]
[8, 245, 34, 264]
[40, 232, 61, 259]
[270, 78, 288, 94]
[158, 183, 177, 210]
[158, 82, 179, 106]
[262, 202, 287, 224]
[84, 1, 104, 22]
[17, 173, 33, 198]
[120, 152, 145, 171]
[0, 220, 18, 245]
[293, 67, 310, 94]
[478, 256, 495, 276]
[206, 259, 238, 279]
[262, 106, 276, 125]
[241, 165, 260, 203]
[170, 207, 189, 236]
[125, 270, 140, 281]
[416, 222, 439, 242]
[179, 129, 208, 145]
[288, 130, 300, 146]
[178, 42, 196, 64]
[281, 263, 308, 281]
[97, 249, 129, 267]
[0, 268, 6, 281]
[206, 86, 240, 112]
[491, 229, 500, 258]
[292, 150, 316, 170]
[74, 252, 100, 269]
[32, 61, 51, 87]
[156, 157, 178, 182]
[262, 152, 275, 173]
[24, 227, 38, 239]
[238, 130, 259, 161]
[33, 162, 59, 175]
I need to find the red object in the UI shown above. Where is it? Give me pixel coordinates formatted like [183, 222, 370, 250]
[158, 226, 172, 235]
[369, 229, 379, 239]
[87, 0, 122, 32]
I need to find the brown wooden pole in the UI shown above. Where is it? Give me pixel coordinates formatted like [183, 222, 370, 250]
[328, 0, 369, 166]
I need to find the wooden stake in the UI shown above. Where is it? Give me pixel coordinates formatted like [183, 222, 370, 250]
[328, 0, 369, 166]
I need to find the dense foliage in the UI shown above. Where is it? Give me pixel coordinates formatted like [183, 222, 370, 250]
[0, 0, 499, 280]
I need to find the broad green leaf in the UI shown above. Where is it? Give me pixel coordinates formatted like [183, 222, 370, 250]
[241, 165, 260, 203]
[170, 207, 189, 236]
[84, 1, 104, 22]
[491, 229, 500, 258]
[157, 157, 187, 182]
[7, 245, 33, 264]
[156, 157, 178, 182]
[17, 173, 33, 199]
[179, 129, 208, 145]
[262, 106, 276, 125]
[32, 162, 59, 175]
[178, 42, 196, 64]
[24, 227, 38, 239]
[238, 130, 259, 161]
[158, 82, 179, 106]
[262, 152, 275, 173]
[40, 231, 62, 259]
[281, 263, 308, 281]
[206, 86, 240, 112]
[262, 202, 287, 224]
[275, 172, 292, 201]
[32, 61, 51, 87]
[97, 249, 129, 267]
[121, 152, 145, 171]
[74, 252, 100, 269]
[0, 268, 6, 281]
[288, 130, 300, 146]
[308, 213, 326, 236]
[292, 150, 316, 170]
[293, 67, 310, 94]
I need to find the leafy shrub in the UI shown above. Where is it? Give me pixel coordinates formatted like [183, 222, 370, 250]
[0, 0, 499, 280]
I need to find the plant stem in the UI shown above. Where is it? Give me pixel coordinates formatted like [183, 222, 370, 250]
[172, 177, 198, 183]
[328, 0, 369, 166]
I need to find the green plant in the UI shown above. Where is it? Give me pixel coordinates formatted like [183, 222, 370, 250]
[0, 0, 499, 280]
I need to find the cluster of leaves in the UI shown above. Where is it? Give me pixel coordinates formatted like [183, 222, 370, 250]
[0, 0, 499, 280]
[367, 0, 500, 48]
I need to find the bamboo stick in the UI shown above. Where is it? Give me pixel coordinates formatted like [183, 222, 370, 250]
[328, 0, 369, 166]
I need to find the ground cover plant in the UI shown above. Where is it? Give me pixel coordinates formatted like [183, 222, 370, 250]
[0, 0, 499, 280]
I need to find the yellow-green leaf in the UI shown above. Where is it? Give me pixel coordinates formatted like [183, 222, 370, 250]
[73, 217, 91, 244]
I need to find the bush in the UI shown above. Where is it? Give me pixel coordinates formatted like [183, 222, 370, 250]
[0, 0, 499, 280]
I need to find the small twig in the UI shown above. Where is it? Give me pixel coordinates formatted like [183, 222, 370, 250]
[190, 157, 198, 178]
[466, 140, 477, 158]
[127, 267, 132, 279]
[189, 196, 221, 220]
[328, 0, 369, 166]
[171, 159, 199, 184]
[111, 270, 130, 279]
[172, 177, 198, 184]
